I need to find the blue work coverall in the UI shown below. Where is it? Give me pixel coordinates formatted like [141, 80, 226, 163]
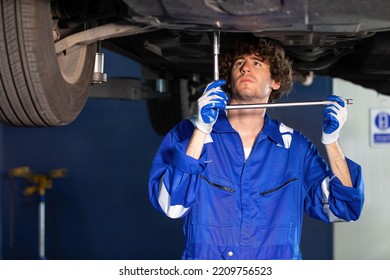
[148, 112, 364, 259]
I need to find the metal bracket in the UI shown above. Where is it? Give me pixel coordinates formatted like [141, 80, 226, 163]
[89, 77, 168, 100]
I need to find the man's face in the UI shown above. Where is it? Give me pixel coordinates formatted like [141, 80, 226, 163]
[229, 53, 280, 103]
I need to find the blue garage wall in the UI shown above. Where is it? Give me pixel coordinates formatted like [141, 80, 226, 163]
[1, 98, 186, 260]
[1, 49, 332, 260]
[1, 50, 185, 260]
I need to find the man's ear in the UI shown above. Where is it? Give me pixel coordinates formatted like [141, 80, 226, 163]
[272, 81, 281, 90]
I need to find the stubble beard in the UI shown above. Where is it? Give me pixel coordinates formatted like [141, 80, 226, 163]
[231, 86, 271, 104]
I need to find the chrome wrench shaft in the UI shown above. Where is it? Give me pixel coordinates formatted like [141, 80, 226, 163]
[225, 99, 353, 110]
[213, 31, 220, 81]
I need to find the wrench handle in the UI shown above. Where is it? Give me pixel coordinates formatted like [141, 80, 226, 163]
[225, 99, 353, 110]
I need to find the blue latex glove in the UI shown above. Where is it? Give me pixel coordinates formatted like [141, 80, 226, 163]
[195, 80, 228, 133]
[321, 95, 347, 144]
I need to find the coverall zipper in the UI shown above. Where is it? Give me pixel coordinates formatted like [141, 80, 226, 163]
[200, 175, 235, 193]
[260, 178, 298, 196]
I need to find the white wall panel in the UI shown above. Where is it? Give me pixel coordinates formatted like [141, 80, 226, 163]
[333, 78, 390, 259]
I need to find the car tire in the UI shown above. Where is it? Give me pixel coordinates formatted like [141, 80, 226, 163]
[147, 79, 197, 136]
[0, 0, 96, 127]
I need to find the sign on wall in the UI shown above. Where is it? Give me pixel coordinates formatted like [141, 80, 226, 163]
[370, 108, 390, 147]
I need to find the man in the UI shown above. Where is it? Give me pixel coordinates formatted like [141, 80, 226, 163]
[148, 37, 364, 260]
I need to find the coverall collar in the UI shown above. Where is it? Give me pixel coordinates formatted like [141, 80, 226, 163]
[213, 111, 286, 147]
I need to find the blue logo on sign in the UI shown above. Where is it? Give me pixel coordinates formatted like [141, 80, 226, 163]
[375, 112, 390, 130]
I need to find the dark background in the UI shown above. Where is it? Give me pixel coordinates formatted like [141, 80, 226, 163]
[0, 50, 332, 260]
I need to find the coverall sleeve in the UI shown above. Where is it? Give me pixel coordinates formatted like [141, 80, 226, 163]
[302, 141, 365, 223]
[148, 121, 207, 219]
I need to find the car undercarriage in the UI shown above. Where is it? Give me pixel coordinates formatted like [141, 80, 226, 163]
[1, 0, 390, 134]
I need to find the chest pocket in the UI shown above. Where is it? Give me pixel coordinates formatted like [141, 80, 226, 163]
[190, 175, 236, 227]
[257, 172, 299, 228]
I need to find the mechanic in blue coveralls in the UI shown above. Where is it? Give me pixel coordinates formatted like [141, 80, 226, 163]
[148, 37, 364, 260]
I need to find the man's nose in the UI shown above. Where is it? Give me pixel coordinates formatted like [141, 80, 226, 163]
[240, 61, 251, 73]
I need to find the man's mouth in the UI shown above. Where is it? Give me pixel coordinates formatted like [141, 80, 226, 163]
[239, 77, 254, 83]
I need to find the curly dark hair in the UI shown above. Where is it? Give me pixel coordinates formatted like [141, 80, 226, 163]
[219, 37, 293, 103]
